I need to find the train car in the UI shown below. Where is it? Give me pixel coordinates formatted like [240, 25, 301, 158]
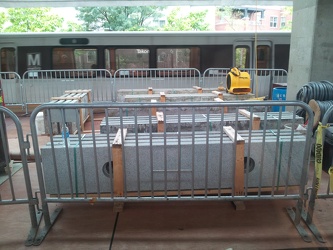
[0, 31, 291, 77]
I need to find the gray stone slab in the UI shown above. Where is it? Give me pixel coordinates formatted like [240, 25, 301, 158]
[122, 130, 306, 192]
[40, 130, 307, 195]
[100, 112, 304, 133]
[117, 88, 218, 102]
[41, 134, 115, 194]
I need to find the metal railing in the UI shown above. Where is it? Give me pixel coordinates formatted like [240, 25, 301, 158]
[0, 72, 23, 108]
[28, 100, 315, 244]
[2, 68, 288, 110]
[301, 105, 333, 243]
[22, 69, 113, 113]
[0, 106, 40, 246]
[202, 68, 288, 99]
[114, 68, 201, 101]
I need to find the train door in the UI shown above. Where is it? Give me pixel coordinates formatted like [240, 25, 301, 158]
[0, 46, 22, 105]
[234, 40, 273, 97]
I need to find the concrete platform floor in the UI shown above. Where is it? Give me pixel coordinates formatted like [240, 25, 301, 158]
[1, 112, 333, 250]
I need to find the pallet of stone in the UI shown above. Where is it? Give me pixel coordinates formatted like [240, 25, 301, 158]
[254, 111, 304, 129]
[100, 110, 261, 133]
[43, 89, 92, 134]
[100, 115, 158, 134]
[124, 92, 218, 103]
[117, 87, 217, 102]
[41, 133, 116, 195]
[41, 128, 307, 196]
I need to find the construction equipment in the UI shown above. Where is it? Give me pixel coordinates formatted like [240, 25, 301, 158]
[226, 67, 251, 95]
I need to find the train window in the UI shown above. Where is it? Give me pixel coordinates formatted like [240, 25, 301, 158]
[115, 48, 149, 69]
[235, 46, 250, 68]
[157, 48, 190, 68]
[256, 45, 270, 69]
[52, 48, 97, 70]
[1, 48, 16, 73]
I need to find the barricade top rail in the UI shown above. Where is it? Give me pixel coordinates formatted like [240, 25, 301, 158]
[31, 100, 312, 117]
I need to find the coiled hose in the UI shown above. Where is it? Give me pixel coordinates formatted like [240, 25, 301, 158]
[308, 99, 333, 126]
[296, 80, 333, 123]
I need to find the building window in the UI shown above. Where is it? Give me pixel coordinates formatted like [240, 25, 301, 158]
[270, 16, 278, 28]
[153, 19, 166, 27]
[157, 48, 190, 68]
[1, 48, 16, 72]
[280, 17, 286, 28]
[235, 46, 250, 68]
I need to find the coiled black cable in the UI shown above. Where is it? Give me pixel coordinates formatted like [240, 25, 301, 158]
[296, 80, 333, 103]
[317, 100, 333, 123]
[296, 80, 333, 122]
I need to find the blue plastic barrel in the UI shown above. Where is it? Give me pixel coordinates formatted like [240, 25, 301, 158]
[272, 87, 287, 112]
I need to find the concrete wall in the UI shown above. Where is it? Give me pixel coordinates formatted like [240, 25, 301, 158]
[287, 0, 333, 100]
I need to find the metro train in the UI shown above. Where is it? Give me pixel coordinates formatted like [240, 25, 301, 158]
[0, 31, 291, 77]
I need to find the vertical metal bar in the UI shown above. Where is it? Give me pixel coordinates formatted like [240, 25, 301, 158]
[163, 106, 167, 198]
[89, 107, 101, 197]
[244, 106, 253, 196]
[120, 108, 127, 198]
[75, 108, 87, 198]
[191, 107, 195, 198]
[134, 107, 141, 197]
[204, 106, 210, 198]
[0, 111, 15, 200]
[104, 108, 113, 197]
[46, 108, 61, 197]
[60, 108, 74, 198]
[149, 106, 154, 197]
[218, 103, 225, 197]
[177, 107, 181, 197]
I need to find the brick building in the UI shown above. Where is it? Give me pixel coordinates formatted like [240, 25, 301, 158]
[215, 6, 292, 31]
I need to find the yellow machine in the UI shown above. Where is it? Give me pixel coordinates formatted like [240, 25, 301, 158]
[226, 67, 251, 94]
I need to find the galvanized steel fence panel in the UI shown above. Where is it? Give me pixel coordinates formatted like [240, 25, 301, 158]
[114, 68, 201, 101]
[22, 69, 113, 111]
[202, 68, 288, 98]
[0, 106, 40, 246]
[0, 72, 23, 107]
[29, 100, 315, 243]
[301, 105, 333, 243]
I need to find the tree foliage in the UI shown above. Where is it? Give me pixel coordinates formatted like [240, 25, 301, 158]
[76, 6, 165, 31]
[1, 8, 64, 32]
[162, 7, 210, 31]
[0, 11, 6, 30]
[281, 7, 293, 31]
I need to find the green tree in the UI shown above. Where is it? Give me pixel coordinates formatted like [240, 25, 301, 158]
[162, 7, 210, 31]
[76, 6, 165, 31]
[281, 6, 293, 31]
[0, 11, 6, 30]
[61, 21, 85, 32]
[2, 8, 64, 32]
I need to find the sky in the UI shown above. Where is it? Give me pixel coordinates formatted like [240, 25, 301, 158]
[50, 7, 79, 22]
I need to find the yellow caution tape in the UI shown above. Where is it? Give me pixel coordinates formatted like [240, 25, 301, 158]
[314, 123, 329, 197]
[329, 167, 333, 193]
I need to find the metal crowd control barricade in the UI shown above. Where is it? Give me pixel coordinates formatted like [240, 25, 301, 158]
[0, 72, 23, 108]
[114, 68, 201, 101]
[202, 68, 288, 99]
[243, 68, 288, 99]
[22, 69, 113, 114]
[29, 100, 316, 244]
[0, 106, 41, 246]
[202, 68, 230, 89]
[301, 105, 333, 243]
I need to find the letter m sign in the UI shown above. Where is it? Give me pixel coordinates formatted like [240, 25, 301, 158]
[27, 53, 41, 68]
